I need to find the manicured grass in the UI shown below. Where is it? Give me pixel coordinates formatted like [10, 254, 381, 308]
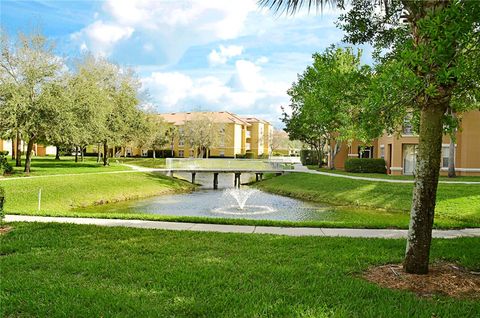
[0, 171, 194, 214]
[307, 165, 480, 182]
[256, 173, 480, 229]
[117, 157, 167, 168]
[5, 156, 129, 177]
[1, 222, 479, 317]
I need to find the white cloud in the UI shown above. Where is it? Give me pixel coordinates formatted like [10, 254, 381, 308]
[141, 71, 193, 108]
[71, 20, 134, 56]
[208, 45, 244, 65]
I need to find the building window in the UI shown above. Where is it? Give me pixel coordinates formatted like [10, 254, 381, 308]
[178, 150, 184, 157]
[219, 150, 225, 157]
[358, 146, 374, 159]
[189, 149, 194, 157]
[179, 139, 184, 147]
[141, 149, 148, 157]
[380, 145, 385, 159]
[403, 113, 414, 135]
[442, 146, 453, 168]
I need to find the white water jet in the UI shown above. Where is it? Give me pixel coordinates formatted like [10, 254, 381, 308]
[225, 188, 259, 210]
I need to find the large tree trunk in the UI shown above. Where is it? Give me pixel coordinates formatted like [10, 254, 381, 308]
[80, 146, 84, 162]
[124, 146, 127, 158]
[55, 145, 60, 160]
[448, 132, 456, 178]
[24, 138, 35, 174]
[75, 146, 78, 163]
[103, 141, 109, 166]
[15, 129, 22, 167]
[404, 106, 445, 274]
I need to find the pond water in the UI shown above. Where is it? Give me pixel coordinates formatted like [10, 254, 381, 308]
[75, 172, 336, 221]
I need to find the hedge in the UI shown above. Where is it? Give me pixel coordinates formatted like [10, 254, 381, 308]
[0, 151, 12, 175]
[344, 158, 387, 174]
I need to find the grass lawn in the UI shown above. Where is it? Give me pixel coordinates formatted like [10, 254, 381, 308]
[117, 157, 167, 168]
[0, 171, 194, 214]
[1, 222, 479, 317]
[307, 166, 480, 182]
[256, 173, 480, 229]
[4, 156, 130, 177]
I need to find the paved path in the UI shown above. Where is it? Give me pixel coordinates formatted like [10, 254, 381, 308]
[6, 215, 480, 239]
[292, 164, 480, 184]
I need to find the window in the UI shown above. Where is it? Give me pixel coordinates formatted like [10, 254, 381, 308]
[189, 149, 194, 158]
[178, 150, 184, 157]
[403, 113, 414, 135]
[219, 150, 225, 157]
[358, 146, 374, 159]
[380, 145, 385, 159]
[442, 146, 453, 168]
[141, 149, 148, 157]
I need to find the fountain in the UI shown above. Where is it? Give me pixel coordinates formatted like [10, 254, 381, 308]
[211, 188, 276, 215]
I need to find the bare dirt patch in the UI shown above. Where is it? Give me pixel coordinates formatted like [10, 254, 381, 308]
[364, 262, 480, 298]
[0, 225, 13, 235]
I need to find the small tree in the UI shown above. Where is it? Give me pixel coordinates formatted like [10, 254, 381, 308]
[182, 114, 219, 158]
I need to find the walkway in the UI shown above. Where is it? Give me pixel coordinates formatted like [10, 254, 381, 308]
[6, 215, 480, 239]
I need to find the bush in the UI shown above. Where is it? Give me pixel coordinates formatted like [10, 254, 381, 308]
[0, 151, 13, 175]
[344, 158, 387, 174]
[245, 152, 254, 159]
[300, 150, 319, 166]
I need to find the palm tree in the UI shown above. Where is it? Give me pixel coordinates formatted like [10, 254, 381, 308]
[260, 0, 479, 274]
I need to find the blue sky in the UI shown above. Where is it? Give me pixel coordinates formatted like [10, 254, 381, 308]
[1, 0, 372, 127]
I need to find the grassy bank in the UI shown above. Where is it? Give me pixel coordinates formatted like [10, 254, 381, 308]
[0, 171, 193, 214]
[4, 156, 129, 177]
[1, 223, 479, 317]
[307, 165, 480, 182]
[256, 173, 480, 229]
[117, 157, 167, 168]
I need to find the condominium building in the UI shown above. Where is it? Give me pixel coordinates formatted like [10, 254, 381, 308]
[332, 110, 480, 176]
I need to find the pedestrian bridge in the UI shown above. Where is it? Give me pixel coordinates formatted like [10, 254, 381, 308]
[165, 158, 297, 188]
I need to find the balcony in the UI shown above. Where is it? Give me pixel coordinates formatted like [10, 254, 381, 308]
[246, 143, 251, 150]
[246, 131, 251, 138]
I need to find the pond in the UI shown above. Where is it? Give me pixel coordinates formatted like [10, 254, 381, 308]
[75, 172, 337, 222]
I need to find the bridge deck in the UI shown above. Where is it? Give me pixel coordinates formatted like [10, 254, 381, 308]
[167, 169, 289, 173]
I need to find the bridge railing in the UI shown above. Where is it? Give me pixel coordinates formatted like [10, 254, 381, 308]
[165, 158, 292, 171]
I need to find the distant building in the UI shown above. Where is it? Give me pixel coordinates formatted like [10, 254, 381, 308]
[332, 110, 480, 176]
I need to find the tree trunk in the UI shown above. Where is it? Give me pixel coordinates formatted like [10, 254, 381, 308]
[80, 147, 84, 162]
[75, 146, 78, 163]
[448, 133, 456, 178]
[15, 129, 22, 167]
[103, 141, 109, 166]
[124, 146, 127, 158]
[153, 147, 156, 159]
[317, 147, 323, 168]
[97, 143, 101, 163]
[24, 138, 35, 174]
[11, 138, 15, 160]
[55, 146, 60, 160]
[404, 107, 445, 274]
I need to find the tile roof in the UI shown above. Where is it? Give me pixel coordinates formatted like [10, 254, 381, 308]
[159, 111, 252, 126]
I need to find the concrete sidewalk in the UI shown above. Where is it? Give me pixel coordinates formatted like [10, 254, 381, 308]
[5, 215, 480, 239]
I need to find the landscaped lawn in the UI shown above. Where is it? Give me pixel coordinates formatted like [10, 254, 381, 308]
[0, 171, 193, 214]
[0, 222, 478, 317]
[307, 165, 480, 182]
[256, 172, 480, 229]
[118, 157, 167, 168]
[4, 156, 129, 177]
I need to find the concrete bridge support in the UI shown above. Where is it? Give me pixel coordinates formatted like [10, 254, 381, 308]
[213, 173, 219, 189]
[234, 173, 241, 188]
[191, 172, 196, 184]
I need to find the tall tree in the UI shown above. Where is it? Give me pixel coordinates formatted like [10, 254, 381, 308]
[182, 114, 219, 158]
[261, 0, 480, 274]
[0, 30, 64, 173]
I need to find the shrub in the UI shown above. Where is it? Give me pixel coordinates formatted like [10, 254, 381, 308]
[0, 151, 12, 175]
[300, 150, 319, 166]
[245, 152, 254, 159]
[344, 158, 387, 174]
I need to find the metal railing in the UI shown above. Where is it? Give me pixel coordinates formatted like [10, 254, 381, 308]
[165, 158, 292, 171]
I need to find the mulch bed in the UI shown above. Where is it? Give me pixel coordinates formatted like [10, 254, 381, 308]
[0, 226, 13, 235]
[363, 262, 480, 298]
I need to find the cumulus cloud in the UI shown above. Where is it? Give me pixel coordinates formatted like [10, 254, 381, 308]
[208, 45, 244, 65]
[71, 20, 134, 56]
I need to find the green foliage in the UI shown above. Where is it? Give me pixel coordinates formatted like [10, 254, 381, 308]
[345, 158, 386, 174]
[0, 151, 12, 175]
[300, 149, 318, 166]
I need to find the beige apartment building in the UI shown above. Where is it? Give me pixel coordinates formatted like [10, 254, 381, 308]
[332, 110, 480, 176]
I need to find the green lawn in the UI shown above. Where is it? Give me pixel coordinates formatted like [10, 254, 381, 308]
[117, 157, 167, 168]
[307, 166, 480, 182]
[5, 156, 130, 177]
[0, 171, 193, 214]
[1, 222, 478, 317]
[256, 173, 480, 229]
